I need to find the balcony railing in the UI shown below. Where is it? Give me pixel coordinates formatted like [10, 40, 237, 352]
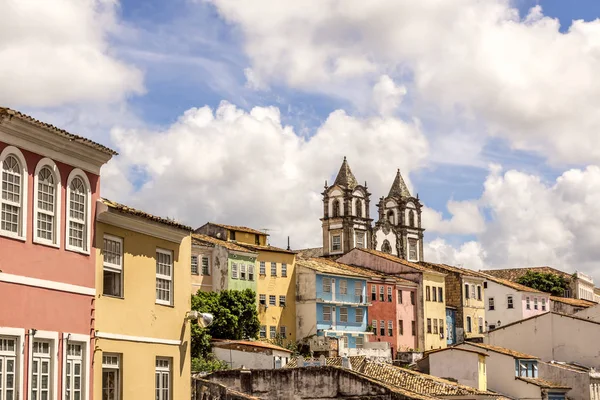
[316, 291, 367, 304]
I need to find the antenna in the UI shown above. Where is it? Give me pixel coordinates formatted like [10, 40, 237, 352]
[287, 236, 291, 251]
[260, 228, 275, 245]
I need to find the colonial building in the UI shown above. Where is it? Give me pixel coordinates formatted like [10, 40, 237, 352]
[0, 108, 115, 400]
[417, 347, 488, 392]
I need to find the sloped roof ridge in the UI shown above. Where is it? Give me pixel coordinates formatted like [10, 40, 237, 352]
[333, 157, 358, 190]
[100, 198, 192, 231]
[387, 169, 411, 198]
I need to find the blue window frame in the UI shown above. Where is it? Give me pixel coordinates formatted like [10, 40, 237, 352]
[548, 394, 566, 400]
[515, 359, 538, 378]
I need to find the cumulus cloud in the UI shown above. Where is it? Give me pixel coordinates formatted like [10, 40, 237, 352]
[103, 101, 429, 249]
[423, 200, 485, 235]
[371, 75, 407, 117]
[0, 0, 144, 107]
[208, 0, 600, 164]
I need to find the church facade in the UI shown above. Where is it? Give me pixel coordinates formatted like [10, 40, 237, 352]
[321, 158, 424, 262]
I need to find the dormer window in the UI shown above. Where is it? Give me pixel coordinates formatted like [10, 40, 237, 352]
[515, 360, 538, 378]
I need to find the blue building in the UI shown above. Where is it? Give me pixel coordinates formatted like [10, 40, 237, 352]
[296, 257, 371, 349]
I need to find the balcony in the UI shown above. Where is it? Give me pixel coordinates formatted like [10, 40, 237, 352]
[316, 291, 369, 305]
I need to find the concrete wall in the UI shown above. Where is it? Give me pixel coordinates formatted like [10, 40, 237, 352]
[193, 378, 258, 400]
[212, 348, 291, 370]
[296, 266, 317, 340]
[576, 304, 600, 322]
[538, 362, 593, 400]
[429, 350, 482, 390]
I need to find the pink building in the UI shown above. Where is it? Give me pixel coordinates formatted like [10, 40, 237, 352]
[0, 108, 115, 400]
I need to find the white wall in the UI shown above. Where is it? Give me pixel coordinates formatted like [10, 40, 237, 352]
[428, 350, 481, 390]
[576, 304, 600, 322]
[374, 229, 397, 255]
[538, 362, 592, 400]
[213, 348, 291, 370]
[484, 282, 522, 329]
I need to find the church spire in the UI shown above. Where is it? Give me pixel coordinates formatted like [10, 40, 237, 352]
[333, 156, 358, 190]
[388, 169, 411, 198]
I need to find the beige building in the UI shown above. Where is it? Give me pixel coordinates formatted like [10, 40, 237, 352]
[417, 347, 488, 391]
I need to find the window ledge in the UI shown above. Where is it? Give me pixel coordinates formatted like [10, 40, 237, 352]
[33, 237, 60, 249]
[156, 301, 174, 308]
[103, 294, 125, 300]
[0, 231, 26, 242]
[65, 245, 90, 256]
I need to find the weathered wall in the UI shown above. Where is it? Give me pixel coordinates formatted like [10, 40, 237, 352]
[428, 350, 482, 391]
[576, 304, 600, 322]
[538, 362, 592, 400]
[193, 378, 259, 400]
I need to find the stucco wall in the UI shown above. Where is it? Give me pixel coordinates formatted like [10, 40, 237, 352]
[191, 245, 213, 294]
[213, 348, 290, 370]
[228, 254, 257, 291]
[423, 273, 446, 350]
[396, 286, 418, 351]
[296, 266, 317, 340]
[538, 362, 592, 400]
[428, 350, 482, 391]
[576, 304, 600, 322]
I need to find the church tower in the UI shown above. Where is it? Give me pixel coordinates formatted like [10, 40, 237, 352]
[372, 169, 424, 262]
[321, 157, 372, 257]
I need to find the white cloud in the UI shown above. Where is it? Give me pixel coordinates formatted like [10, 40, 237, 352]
[423, 200, 485, 235]
[103, 101, 429, 249]
[208, 0, 600, 164]
[425, 239, 487, 271]
[0, 0, 144, 107]
[371, 75, 407, 117]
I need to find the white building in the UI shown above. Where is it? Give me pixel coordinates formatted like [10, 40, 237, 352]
[211, 340, 293, 369]
[417, 347, 488, 392]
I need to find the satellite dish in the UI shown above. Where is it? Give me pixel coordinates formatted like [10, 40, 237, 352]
[198, 313, 214, 328]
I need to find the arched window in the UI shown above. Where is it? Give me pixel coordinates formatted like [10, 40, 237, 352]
[355, 199, 362, 218]
[34, 159, 61, 245]
[66, 170, 90, 252]
[0, 148, 27, 238]
[381, 240, 392, 254]
[332, 199, 340, 217]
[409, 210, 415, 227]
[387, 210, 394, 224]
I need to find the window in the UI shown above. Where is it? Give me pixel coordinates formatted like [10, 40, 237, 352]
[355, 336, 364, 349]
[65, 343, 84, 400]
[408, 239, 418, 260]
[231, 263, 238, 279]
[372, 320, 377, 335]
[248, 265, 254, 281]
[191, 256, 199, 275]
[427, 318, 432, 334]
[279, 295, 286, 307]
[465, 284, 470, 299]
[489, 297, 495, 311]
[398, 290, 403, 304]
[516, 360, 539, 378]
[379, 286, 384, 302]
[548, 394, 565, 400]
[0, 337, 17, 400]
[526, 297, 531, 310]
[355, 308, 363, 323]
[380, 321, 385, 336]
[433, 319, 438, 334]
[156, 250, 173, 305]
[323, 277, 332, 293]
[438, 287, 443, 302]
[387, 287, 393, 302]
[332, 234, 341, 251]
[399, 320, 404, 335]
[260, 261, 266, 275]
[432, 286, 437, 302]
[31, 340, 52, 400]
[355, 199, 362, 218]
[340, 280, 348, 295]
[488, 324, 496, 330]
[280, 326, 287, 338]
[355, 231, 365, 248]
[260, 326, 266, 338]
[471, 285, 476, 300]
[103, 235, 123, 297]
[102, 354, 120, 400]
[230, 231, 236, 241]
[270, 326, 276, 339]
[534, 298, 538, 310]
[541, 298, 547, 311]
[281, 263, 287, 277]
[388, 321, 393, 336]
[1, 150, 26, 238]
[240, 264, 247, 280]
[371, 285, 376, 301]
[507, 295, 514, 309]
[381, 239, 392, 254]
[354, 282, 362, 300]
[269, 295, 276, 306]
[271, 262, 277, 277]
[323, 306, 331, 322]
[426, 286, 431, 301]
[478, 317, 484, 333]
[332, 199, 340, 217]
[340, 307, 348, 322]
[410, 291, 415, 305]
[477, 285, 482, 301]
[342, 335, 348, 348]
[466, 316, 472, 333]
[483, 281, 488, 289]
[411, 321, 416, 336]
[67, 174, 89, 251]
[387, 210, 394, 224]
[201, 256, 210, 275]
[439, 319, 444, 338]
[409, 210, 415, 227]
[255, 235, 260, 245]
[259, 294, 266, 306]
[34, 163, 60, 244]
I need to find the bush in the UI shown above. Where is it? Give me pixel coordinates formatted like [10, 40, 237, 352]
[191, 355, 229, 373]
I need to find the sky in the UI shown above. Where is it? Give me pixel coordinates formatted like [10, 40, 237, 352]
[4, 0, 600, 280]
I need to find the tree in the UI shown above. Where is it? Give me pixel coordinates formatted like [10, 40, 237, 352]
[516, 271, 569, 296]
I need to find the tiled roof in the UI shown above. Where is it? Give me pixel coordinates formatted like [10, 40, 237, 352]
[461, 342, 538, 360]
[332, 157, 359, 190]
[296, 247, 324, 258]
[516, 377, 570, 389]
[211, 339, 293, 353]
[209, 223, 268, 236]
[296, 258, 370, 279]
[550, 296, 596, 308]
[420, 261, 483, 278]
[235, 242, 296, 255]
[192, 234, 256, 253]
[484, 267, 573, 282]
[424, 346, 488, 358]
[285, 356, 367, 370]
[387, 169, 412, 198]
[353, 248, 438, 273]
[475, 271, 545, 294]
[546, 361, 591, 373]
[100, 198, 192, 231]
[0, 107, 118, 155]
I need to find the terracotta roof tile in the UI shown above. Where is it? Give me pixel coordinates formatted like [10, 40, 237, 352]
[424, 346, 488, 358]
[296, 258, 371, 279]
[296, 247, 324, 258]
[484, 267, 573, 282]
[210, 223, 268, 236]
[235, 242, 296, 254]
[285, 356, 367, 370]
[475, 271, 545, 293]
[192, 234, 256, 254]
[550, 296, 596, 308]
[516, 377, 570, 389]
[211, 339, 292, 353]
[353, 248, 439, 273]
[420, 261, 483, 278]
[0, 107, 118, 155]
[100, 198, 192, 231]
[461, 342, 538, 360]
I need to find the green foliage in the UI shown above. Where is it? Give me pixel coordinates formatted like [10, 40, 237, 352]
[516, 271, 569, 296]
[191, 355, 229, 373]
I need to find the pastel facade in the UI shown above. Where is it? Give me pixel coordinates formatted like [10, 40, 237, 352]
[418, 347, 488, 391]
[0, 108, 114, 400]
[95, 199, 192, 400]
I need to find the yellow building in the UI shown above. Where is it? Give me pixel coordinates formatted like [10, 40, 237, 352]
[95, 199, 192, 400]
[422, 271, 448, 350]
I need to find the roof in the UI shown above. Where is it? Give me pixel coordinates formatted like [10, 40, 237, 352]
[208, 223, 268, 236]
[387, 169, 411, 198]
[211, 339, 293, 353]
[424, 346, 488, 358]
[235, 242, 296, 255]
[285, 356, 368, 370]
[0, 107, 118, 156]
[296, 258, 371, 279]
[484, 266, 574, 282]
[296, 247, 324, 258]
[334, 260, 417, 285]
[332, 157, 358, 190]
[192, 234, 256, 254]
[546, 361, 592, 373]
[516, 377, 570, 390]
[420, 261, 483, 279]
[352, 248, 444, 274]
[476, 271, 545, 294]
[461, 342, 539, 360]
[489, 311, 600, 333]
[550, 296, 596, 308]
[100, 198, 192, 231]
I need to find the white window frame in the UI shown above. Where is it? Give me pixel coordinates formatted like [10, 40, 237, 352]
[102, 353, 121, 400]
[259, 326, 266, 338]
[269, 326, 276, 339]
[231, 263, 238, 279]
[0, 327, 25, 400]
[240, 264, 247, 280]
[489, 297, 495, 311]
[331, 234, 342, 252]
[541, 297, 547, 311]
[388, 320, 393, 336]
[103, 234, 124, 298]
[156, 248, 174, 306]
[279, 326, 287, 338]
[340, 280, 347, 295]
[0, 146, 28, 241]
[355, 231, 365, 248]
[279, 295, 286, 307]
[29, 330, 59, 400]
[507, 295, 514, 309]
[269, 295, 276, 306]
[478, 317, 484, 333]
[248, 264, 254, 281]
[355, 308, 364, 323]
[65, 169, 92, 254]
[62, 333, 90, 400]
[466, 316, 472, 333]
[155, 357, 171, 400]
[323, 306, 331, 322]
[270, 262, 277, 277]
[259, 261, 266, 275]
[534, 297, 538, 310]
[323, 277, 332, 293]
[33, 158, 62, 247]
[355, 336, 364, 349]
[201, 256, 210, 276]
[526, 297, 531, 310]
[191, 255, 199, 275]
[339, 307, 348, 323]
